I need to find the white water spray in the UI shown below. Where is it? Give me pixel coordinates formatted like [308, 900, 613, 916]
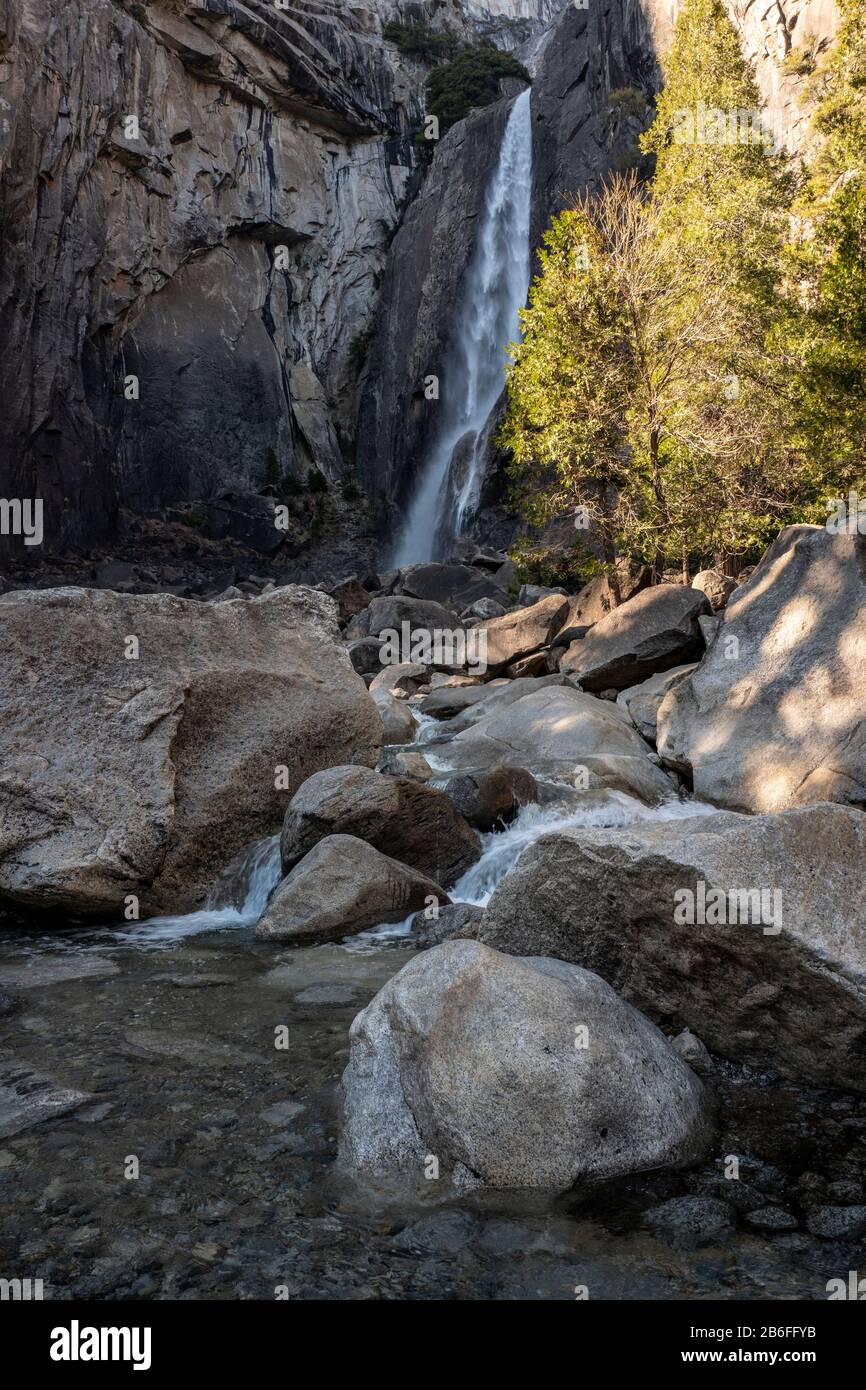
[394, 87, 534, 565]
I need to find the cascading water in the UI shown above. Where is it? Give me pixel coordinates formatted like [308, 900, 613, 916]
[393, 87, 534, 565]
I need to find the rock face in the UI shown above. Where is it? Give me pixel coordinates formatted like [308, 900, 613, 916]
[561, 585, 710, 690]
[657, 525, 866, 812]
[279, 765, 480, 887]
[436, 680, 677, 801]
[480, 804, 866, 1092]
[0, 586, 381, 917]
[340, 939, 714, 1191]
[256, 834, 448, 943]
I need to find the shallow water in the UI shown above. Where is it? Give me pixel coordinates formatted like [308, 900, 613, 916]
[1, 781, 863, 1300]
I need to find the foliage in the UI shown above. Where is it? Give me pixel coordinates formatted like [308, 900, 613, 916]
[778, 0, 866, 499]
[307, 469, 328, 495]
[425, 45, 530, 133]
[382, 22, 455, 64]
[348, 328, 373, 378]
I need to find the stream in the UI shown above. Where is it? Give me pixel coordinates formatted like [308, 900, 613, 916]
[1, 735, 862, 1300]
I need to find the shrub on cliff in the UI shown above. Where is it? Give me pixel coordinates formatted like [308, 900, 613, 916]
[425, 45, 530, 132]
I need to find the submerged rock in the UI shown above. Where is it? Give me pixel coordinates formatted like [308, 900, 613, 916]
[279, 765, 479, 887]
[256, 835, 449, 943]
[340, 940, 714, 1192]
[481, 803, 866, 1092]
[0, 586, 381, 918]
[409, 902, 485, 949]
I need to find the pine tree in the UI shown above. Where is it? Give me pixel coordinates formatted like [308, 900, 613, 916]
[782, 0, 866, 499]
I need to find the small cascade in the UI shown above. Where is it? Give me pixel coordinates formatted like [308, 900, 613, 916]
[393, 87, 534, 565]
[115, 835, 282, 946]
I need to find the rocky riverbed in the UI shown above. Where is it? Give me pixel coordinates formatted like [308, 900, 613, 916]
[1, 916, 865, 1301]
[1, 523, 864, 1300]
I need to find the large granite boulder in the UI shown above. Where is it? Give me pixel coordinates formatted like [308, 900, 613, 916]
[657, 525, 866, 812]
[0, 587, 381, 918]
[560, 584, 710, 690]
[691, 569, 737, 611]
[558, 562, 651, 632]
[396, 563, 508, 611]
[340, 940, 714, 1191]
[433, 682, 677, 802]
[279, 765, 480, 887]
[617, 664, 698, 743]
[480, 804, 866, 1092]
[256, 835, 448, 943]
[370, 689, 417, 745]
[475, 594, 569, 673]
[345, 595, 462, 643]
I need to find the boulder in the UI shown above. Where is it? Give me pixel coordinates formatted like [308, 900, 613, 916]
[0, 587, 381, 918]
[420, 684, 501, 721]
[475, 594, 569, 672]
[460, 597, 508, 623]
[480, 803, 866, 1092]
[560, 562, 651, 629]
[691, 569, 737, 611]
[345, 594, 462, 642]
[657, 525, 866, 812]
[346, 637, 384, 676]
[435, 683, 677, 802]
[370, 689, 416, 745]
[256, 835, 448, 943]
[340, 940, 714, 1191]
[561, 584, 709, 690]
[397, 563, 508, 610]
[279, 765, 480, 886]
[616, 664, 698, 743]
[368, 662, 429, 697]
[378, 748, 432, 781]
[433, 766, 539, 830]
[329, 576, 371, 623]
[409, 902, 485, 948]
[518, 583, 567, 605]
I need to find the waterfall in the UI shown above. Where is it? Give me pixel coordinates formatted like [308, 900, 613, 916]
[393, 87, 534, 566]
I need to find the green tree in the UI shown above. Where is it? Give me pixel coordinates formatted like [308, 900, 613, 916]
[780, 0, 866, 501]
[425, 45, 529, 133]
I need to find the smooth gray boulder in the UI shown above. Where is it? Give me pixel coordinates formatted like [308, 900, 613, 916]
[433, 766, 539, 831]
[256, 835, 449, 943]
[370, 689, 417, 745]
[368, 662, 429, 697]
[397, 563, 508, 611]
[559, 562, 651, 629]
[340, 940, 714, 1191]
[0, 586, 381, 918]
[617, 664, 698, 743]
[691, 569, 737, 611]
[434, 683, 677, 802]
[561, 584, 709, 690]
[657, 525, 866, 812]
[409, 902, 485, 949]
[279, 765, 479, 887]
[475, 594, 569, 672]
[345, 595, 462, 642]
[481, 803, 866, 1092]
